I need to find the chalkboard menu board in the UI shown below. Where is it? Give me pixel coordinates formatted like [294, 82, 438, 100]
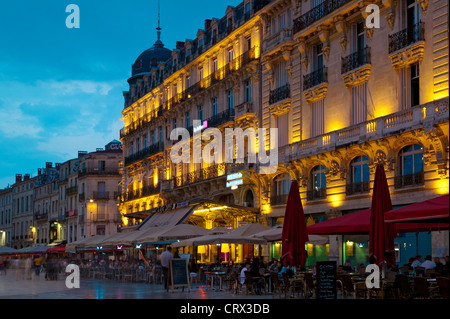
[169, 258, 190, 292]
[316, 261, 337, 299]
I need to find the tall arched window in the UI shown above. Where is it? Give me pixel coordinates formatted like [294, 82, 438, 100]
[396, 144, 424, 188]
[244, 189, 254, 207]
[308, 165, 327, 200]
[271, 174, 291, 205]
[347, 156, 370, 195]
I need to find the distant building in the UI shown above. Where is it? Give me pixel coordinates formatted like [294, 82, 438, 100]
[0, 187, 13, 246]
[11, 174, 35, 249]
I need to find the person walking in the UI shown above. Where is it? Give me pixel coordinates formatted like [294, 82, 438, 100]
[159, 246, 173, 290]
[33, 256, 42, 279]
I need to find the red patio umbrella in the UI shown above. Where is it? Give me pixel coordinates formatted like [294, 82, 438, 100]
[307, 208, 448, 235]
[281, 180, 309, 267]
[370, 164, 395, 266]
[384, 194, 449, 223]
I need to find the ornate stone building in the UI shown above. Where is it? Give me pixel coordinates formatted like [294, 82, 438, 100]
[119, 0, 448, 264]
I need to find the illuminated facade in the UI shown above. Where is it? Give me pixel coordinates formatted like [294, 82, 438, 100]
[120, 0, 265, 233]
[120, 0, 448, 264]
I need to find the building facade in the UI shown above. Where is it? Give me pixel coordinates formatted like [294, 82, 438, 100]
[119, 0, 448, 265]
[34, 162, 61, 245]
[11, 174, 35, 249]
[0, 188, 13, 247]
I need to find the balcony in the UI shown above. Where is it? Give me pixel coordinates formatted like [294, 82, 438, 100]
[92, 191, 110, 200]
[78, 168, 120, 178]
[346, 181, 370, 196]
[66, 185, 78, 195]
[275, 98, 448, 164]
[269, 83, 291, 105]
[270, 194, 289, 206]
[341, 47, 371, 75]
[35, 212, 48, 221]
[293, 0, 352, 34]
[207, 108, 235, 128]
[235, 101, 254, 118]
[264, 28, 293, 52]
[389, 22, 425, 54]
[122, 185, 160, 202]
[307, 188, 327, 201]
[174, 163, 228, 188]
[303, 67, 327, 91]
[125, 142, 164, 166]
[394, 172, 424, 189]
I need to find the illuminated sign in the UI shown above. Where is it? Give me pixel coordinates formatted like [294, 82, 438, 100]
[193, 121, 208, 134]
[226, 172, 243, 188]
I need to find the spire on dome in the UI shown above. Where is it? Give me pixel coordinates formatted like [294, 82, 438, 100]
[154, 0, 164, 48]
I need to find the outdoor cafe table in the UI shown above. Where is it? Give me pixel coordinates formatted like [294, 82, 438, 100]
[205, 272, 227, 291]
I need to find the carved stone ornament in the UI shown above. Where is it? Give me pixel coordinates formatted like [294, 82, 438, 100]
[342, 65, 372, 87]
[389, 42, 425, 69]
[417, 0, 428, 15]
[304, 83, 328, 103]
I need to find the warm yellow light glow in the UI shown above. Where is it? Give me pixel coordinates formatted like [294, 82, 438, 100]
[197, 245, 206, 254]
[153, 168, 158, 186]
[122, 217, 129, 227]
[435, 179, 449, 195]
[433, 91, 449, 100]
[194, 206, 229, 214]
[329, 194, 343, 208]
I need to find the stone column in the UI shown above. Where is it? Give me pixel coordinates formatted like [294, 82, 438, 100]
[325, 208, 342, 264]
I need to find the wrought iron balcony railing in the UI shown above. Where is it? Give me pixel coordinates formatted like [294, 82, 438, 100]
[345, 181, 370, 196]
[78, 168, 120, 178]
[303, 67, 328, 91]
[269, 83, 290, 105]
[270, 194, 289, 206]
[66, 186, 78, 195]
[394, 171, 424, 189]
[174, 163, 227, 188]
[389, 22, 425, 54]
[307, 188, 327, 201]
[341, 46, 371, 74]
[124, 142, 164, 166]
[207, 108, 235, 128]
[92, 191, 110, 200]
[293, 0, 352, 34]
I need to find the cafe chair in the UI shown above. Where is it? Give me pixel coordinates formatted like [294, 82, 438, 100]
[413, 277, 439, 299]
[425, 269, 436, 279]
[399, 266, 410, 276]
[303, 272, 316, 299]
[414, 267, 425, 277]
[337, 274, 367, 299]
[282, 272, 303, 298]
[270, 272, 287, 299]
[244, 271, 256, 295]
[436, 277, 449, 299]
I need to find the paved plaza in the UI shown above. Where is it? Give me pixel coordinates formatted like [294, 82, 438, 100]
[0, 270, 274, 299]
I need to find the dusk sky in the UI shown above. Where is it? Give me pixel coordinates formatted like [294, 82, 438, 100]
[0, 0, 242, 188]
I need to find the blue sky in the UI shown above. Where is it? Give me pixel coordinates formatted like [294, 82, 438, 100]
[0, 0, 242, 188]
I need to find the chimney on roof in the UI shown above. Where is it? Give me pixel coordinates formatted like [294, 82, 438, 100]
[78, 151, 88, 158]
[38, 168, 42, 175]
[15, 174, 22, 183]
[205, 19, 212, 30]
[46, 162, 52, 168]
[24, 174, 30, 181]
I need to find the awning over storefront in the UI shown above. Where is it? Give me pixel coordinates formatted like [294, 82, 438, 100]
[384, 194, 449, 223]
[252, 225, 329, 245]
[0, 246, 19, 255]
[17, 245, 50, 255]
[136, 224, 209, 244]
[307, 209, 448, 235]
[137, 205, 199, 230]
[172, 223, 269, 247]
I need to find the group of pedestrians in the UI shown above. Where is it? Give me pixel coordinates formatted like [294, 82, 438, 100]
[1, 255, 67, 280]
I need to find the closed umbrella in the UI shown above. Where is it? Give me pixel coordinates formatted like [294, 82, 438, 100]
[281, 180, 308, 267]
[369, 164, 395, 266]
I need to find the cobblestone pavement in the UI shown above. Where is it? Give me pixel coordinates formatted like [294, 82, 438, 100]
[0, 270, 274, 299]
